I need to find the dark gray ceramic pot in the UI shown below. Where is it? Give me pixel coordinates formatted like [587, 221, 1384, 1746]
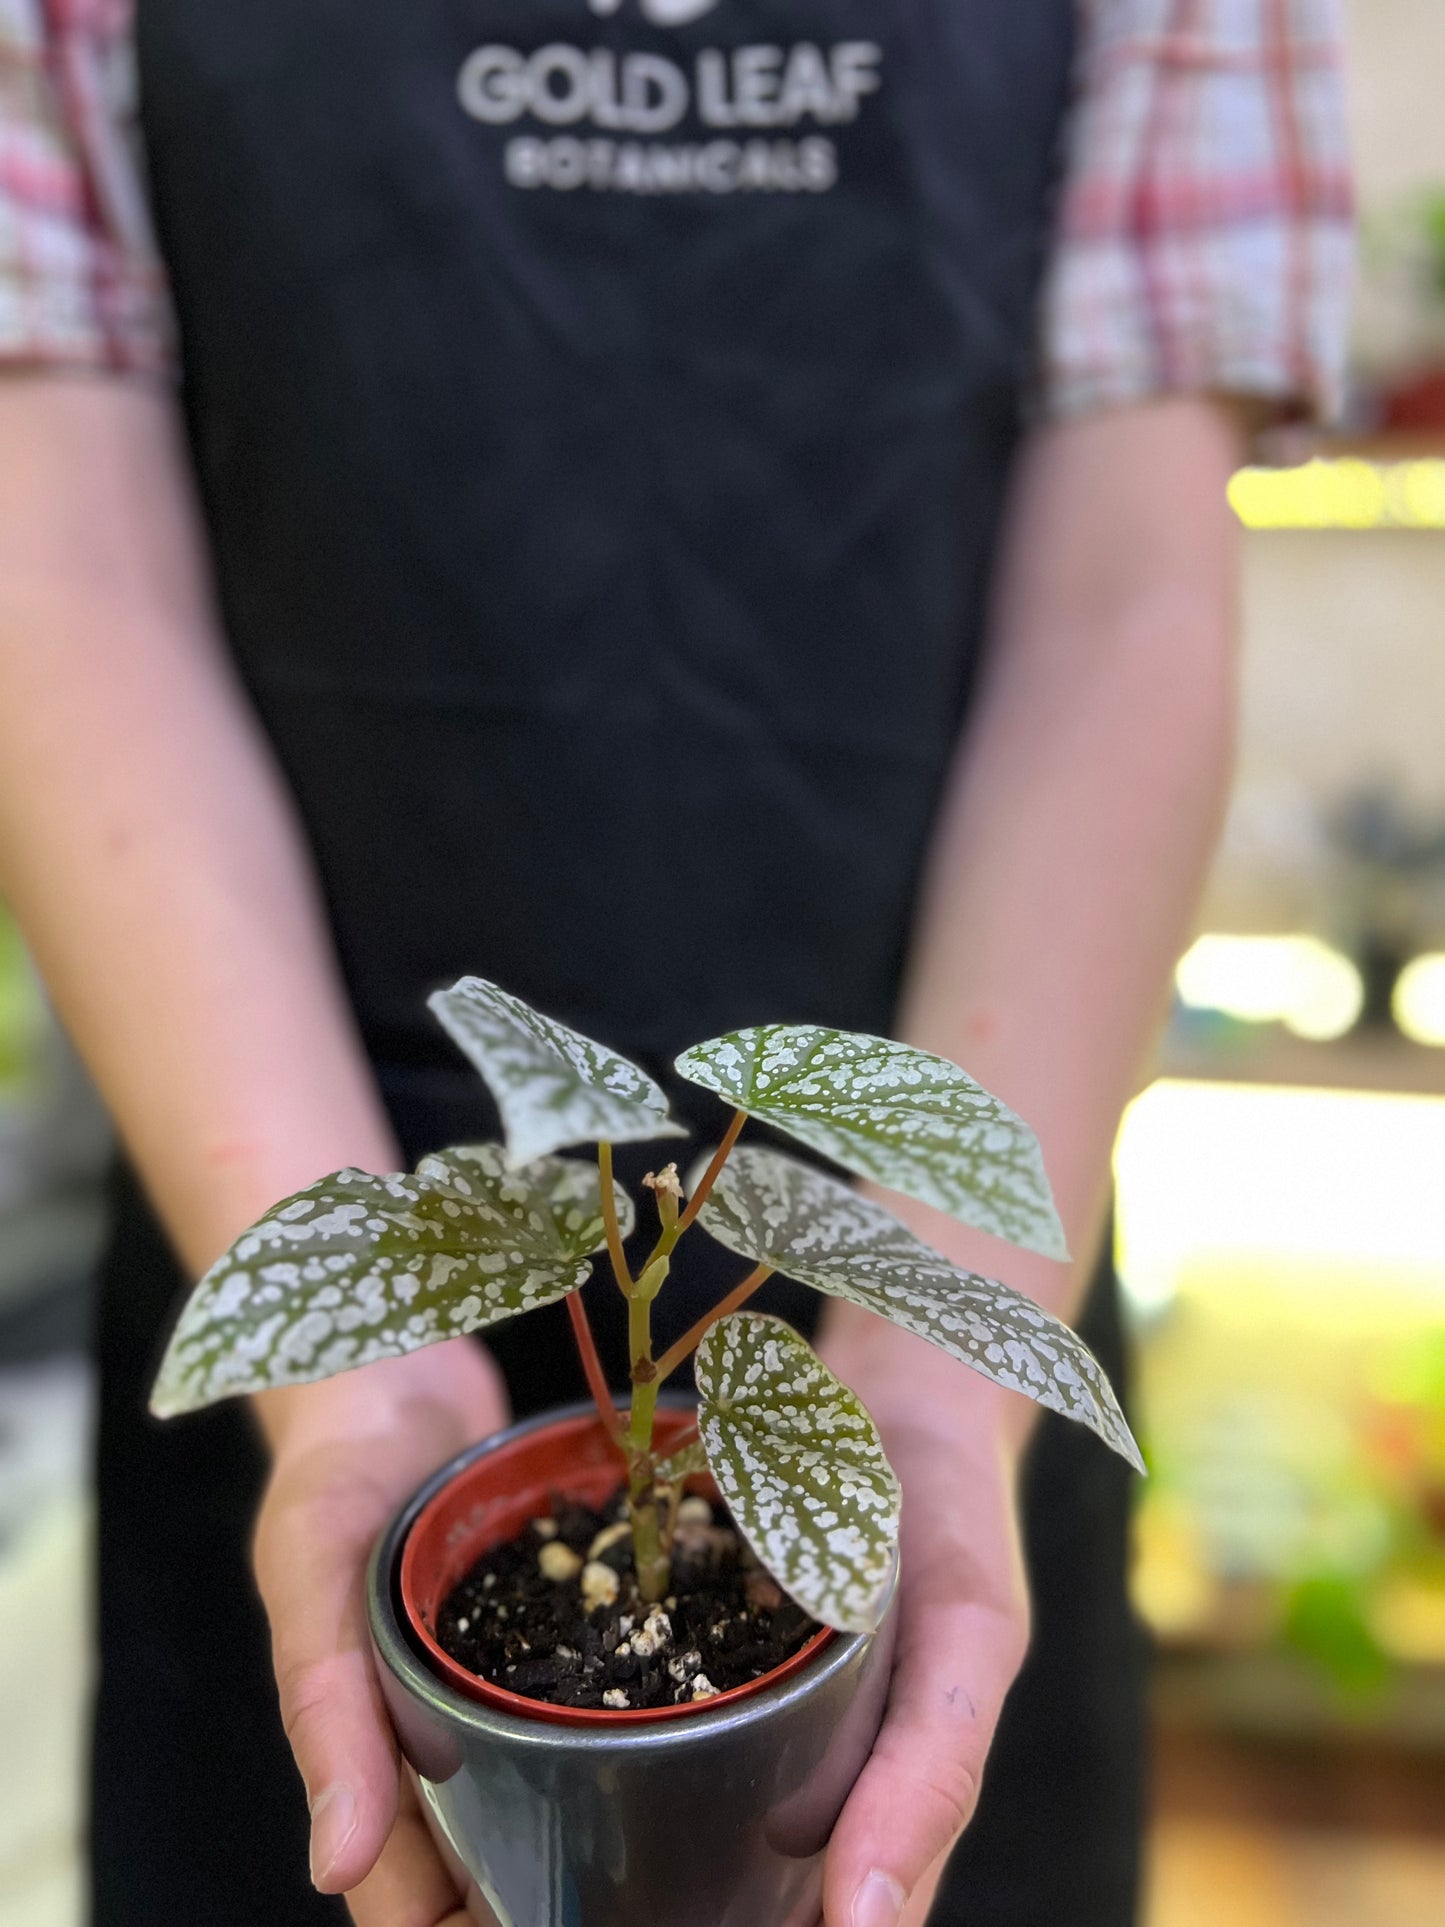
[366, 1400, 898, 1927]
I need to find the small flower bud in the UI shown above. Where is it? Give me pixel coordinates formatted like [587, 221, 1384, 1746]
[642, 1163, 683, 1231]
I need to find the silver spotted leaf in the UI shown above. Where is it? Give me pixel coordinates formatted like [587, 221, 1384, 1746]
[416, 1145, 635, 1251]
[654, 1438, 707, 1485]
[430, 976, 686, 1166]
[695, 1313, 900, 1633]
[150, 1145, 618, 1418]
[676, 1025, 1066, 1259]
[698, 1144, 1142, 1472]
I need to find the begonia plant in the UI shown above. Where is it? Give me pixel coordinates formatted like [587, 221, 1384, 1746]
[152, 977, 1141, 1633]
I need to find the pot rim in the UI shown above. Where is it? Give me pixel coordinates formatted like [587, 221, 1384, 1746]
[399, 1403, 837, 1727]
[369, 1398, 893, 1756]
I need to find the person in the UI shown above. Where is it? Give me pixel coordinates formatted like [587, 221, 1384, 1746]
[0, 1, 1351, 1922]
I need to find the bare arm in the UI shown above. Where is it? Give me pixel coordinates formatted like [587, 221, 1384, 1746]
[825, 396, 1240, 1407]
[0, 374, 499, 1921]
[0, 375, 394, 1272]
[821, 397, 1242, 1926]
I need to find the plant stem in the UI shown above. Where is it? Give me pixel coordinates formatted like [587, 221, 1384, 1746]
[628, 1287, 662, 1449]
[603, 1112, 750, 1605]
[625, 1257, 669, 1601]
[566, 1288, 625, 1447]
[653, 1262, 775, 1383]
[627, 1464, 669, 1603]
[658, 1423, 700, 1459]
[673, 1109, 746, 1241]
[631, 1108, 748, 1284]
[597, 1142, 634, 1294]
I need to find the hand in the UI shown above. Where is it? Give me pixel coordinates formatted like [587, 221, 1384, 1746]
[815, 1333, 1031, 1927]
[252, 1338, 511, 1925]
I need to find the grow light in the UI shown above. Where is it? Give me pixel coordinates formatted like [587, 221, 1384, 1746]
[1394, 953, 1445, 1048]
[1175, 934, 1363, 1041]
[1228, 457, 1445, 530]
[1115, 1079, 1445, 1316]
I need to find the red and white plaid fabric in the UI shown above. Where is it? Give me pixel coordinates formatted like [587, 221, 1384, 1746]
[1042, 0, 1355, 420]
[0, 0, 168, 372]
[0, 0, 1353, 416]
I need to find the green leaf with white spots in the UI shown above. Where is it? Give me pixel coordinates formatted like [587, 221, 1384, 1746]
[675, 1025, 1066, 1259]
[695, 1313, 900, 1633]
[150, 1146, 623, 1418]
[429, 976, 686, 1166]
[654, 1438, 707, 1486]
[416, 1145, 635, 1254]
[698, 1144, 1142, 1472]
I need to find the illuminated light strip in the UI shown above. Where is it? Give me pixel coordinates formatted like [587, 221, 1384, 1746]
[1175, 933, 1363, 1042]
[1228, 458, 1445, 530]
[1394, 953, 1445, 1047]
[1115, 1080, 1445, 1314]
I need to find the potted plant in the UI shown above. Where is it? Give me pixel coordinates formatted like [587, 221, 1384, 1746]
[152, 976, 1142, 1926]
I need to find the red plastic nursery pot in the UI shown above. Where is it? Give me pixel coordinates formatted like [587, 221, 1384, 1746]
[399, 1405, 835, 1725]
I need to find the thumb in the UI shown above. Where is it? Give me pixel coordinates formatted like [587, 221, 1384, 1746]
[254, 1466, 402, 1895]
[823, 1599, 1022, 1926]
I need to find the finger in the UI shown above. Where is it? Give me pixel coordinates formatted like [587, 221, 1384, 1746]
[345, 1774, 474, 1927]
[823, 1597, 1024, 1927]
[898, 1844, 953, 1927]
[254, 1474, 402, 1895]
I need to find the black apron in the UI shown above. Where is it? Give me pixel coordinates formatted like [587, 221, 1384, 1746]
[93, 2, 1145, 1919]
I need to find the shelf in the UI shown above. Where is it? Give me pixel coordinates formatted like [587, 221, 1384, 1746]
[1155, 1648, 1445, 1754]
[1157, 1032, 1445, 1098]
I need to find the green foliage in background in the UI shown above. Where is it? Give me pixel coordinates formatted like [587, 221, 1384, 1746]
[0, 903, 44, 1089]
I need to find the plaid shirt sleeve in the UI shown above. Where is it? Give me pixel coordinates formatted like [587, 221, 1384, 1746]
[1042, 0, 1355, 424]
[3, 1, 1352, 414]
[0, 0, 168, 372]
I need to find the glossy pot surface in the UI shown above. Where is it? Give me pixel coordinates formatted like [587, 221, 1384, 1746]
[368, 1400, 898, 1927]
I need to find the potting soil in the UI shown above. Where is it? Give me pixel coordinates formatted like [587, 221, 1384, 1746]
[435, 1491, 819, 1711]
